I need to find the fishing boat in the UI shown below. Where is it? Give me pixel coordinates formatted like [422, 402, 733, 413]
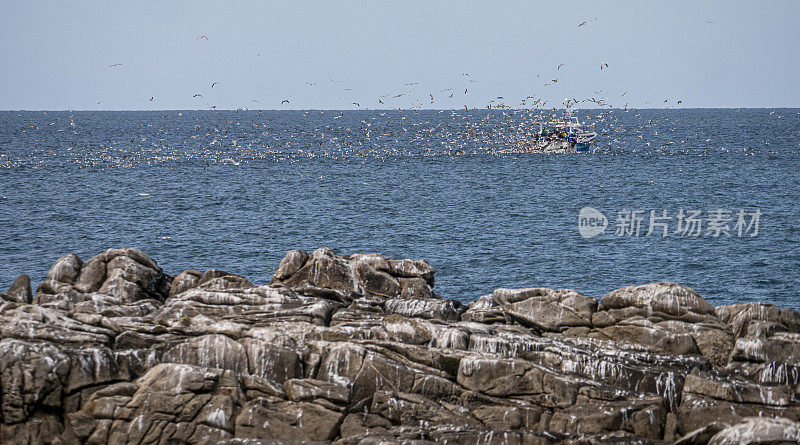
[529, 101, 597, 153]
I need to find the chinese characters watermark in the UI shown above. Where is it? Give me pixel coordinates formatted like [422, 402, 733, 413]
[578, 207, 761, 239]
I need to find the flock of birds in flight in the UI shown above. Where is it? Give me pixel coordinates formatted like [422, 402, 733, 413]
[3, 16, 789, 170]
[100, 17, 695, 111]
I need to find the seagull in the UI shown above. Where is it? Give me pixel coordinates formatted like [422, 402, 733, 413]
[149, 97, 154, 101]
[108, 63, 122, 68]
[281, 99, 289, 104]
[211, 82, 218, 88]
[551, 79, 558, 83]
[578, 21, 587, 27]
[600, 61, 609, 70]
[557, 64, 564, 70]
[706, 20, 715, 24]
[464, 88, 468, 94]
[404, 82, 418, 86]
[677, 100, 683, 104]
[252, 99, 259, 103]
[306, 82, 317, 86]
[193, 94, 202, 97]
[197, 35, 208, 40]
[378, 99, 383, 104]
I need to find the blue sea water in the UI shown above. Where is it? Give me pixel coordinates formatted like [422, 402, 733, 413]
[1, 109, 798, 309]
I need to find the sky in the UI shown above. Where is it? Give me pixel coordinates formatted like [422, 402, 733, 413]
[1, 1, 799, 110]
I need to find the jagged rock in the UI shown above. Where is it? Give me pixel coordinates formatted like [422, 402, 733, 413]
[272, 249, 310, 281]
[272, 248, 360, 302]
[271, 249, 435, 304]
[35, 248, 172, 306]
[1, 248, 798, 443]
[2, 274, 32, 304]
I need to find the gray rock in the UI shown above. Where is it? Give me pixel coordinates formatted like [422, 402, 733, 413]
[1, 248, 798, 443]
[708, 416, 800, 444]
[3, 274, 32, 304]
[492, 287, 597, 332]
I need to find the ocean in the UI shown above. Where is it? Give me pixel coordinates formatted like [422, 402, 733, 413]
[1, 108, 798, 308]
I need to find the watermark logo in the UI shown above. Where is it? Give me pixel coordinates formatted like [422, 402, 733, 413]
[578, 207, 608, 238]
[578, 207, 762, 238]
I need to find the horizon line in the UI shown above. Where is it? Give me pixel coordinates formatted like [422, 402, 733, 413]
[3, 107, 800, 112]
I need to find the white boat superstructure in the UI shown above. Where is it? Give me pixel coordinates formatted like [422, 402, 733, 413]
[527, 102, 598, 153]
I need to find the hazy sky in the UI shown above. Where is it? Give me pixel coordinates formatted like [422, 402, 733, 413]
[2, 1, 799, 110]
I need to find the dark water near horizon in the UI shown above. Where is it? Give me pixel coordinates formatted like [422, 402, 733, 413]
[1, 109, 799, 309]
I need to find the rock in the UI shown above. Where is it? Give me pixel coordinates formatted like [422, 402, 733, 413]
[160, 334, 248, 373]
[272, 249, 309, 281]
[382, 314, 433, 344]
[398, 277, 434, 299]
[492, 287, 596, 332]
[730, 333, 800, 365]
[601, 282, 717, 322]
[1, 248, 798, 443]
[683, 371, 793, 406]
[169, 269, 202, 297]
[596, 282, 735, 367]
[2, 274, 32, 304]
[235, 399, 343, 442]
[283, 378, 350, 406]
[675, 422, 729, 445]
[708, 416, 800, 444]
[386, 259, 435, 286]
[384, 298, 463, 321]
[199, 269, 253, 291]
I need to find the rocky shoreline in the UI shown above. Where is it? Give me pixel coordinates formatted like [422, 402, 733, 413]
[0, 247, 799, 444]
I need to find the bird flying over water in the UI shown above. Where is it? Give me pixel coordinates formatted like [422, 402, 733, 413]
[108, 64, 122, 68]
[578, 21, 587, 27]
[211, 82, 218, 88]
[197, 35, 208, 40]
[557, 64, 563, 70]
[149, 97, 154, 101]
[281, 99, 289, 104]
[193, 94, 202, 97]
[600, 61, 609, 70]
